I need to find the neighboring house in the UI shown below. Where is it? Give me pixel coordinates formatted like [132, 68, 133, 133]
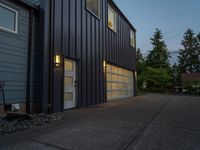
[181, 73, 200, 93]
[181, 73, 200, 82]
[0, 0, 136, 114]
[0, 0, 41, 114]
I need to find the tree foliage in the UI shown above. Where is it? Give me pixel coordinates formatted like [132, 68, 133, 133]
[172, 63, 181, 85]
[136, 48, 145, 75]
[183, 79, 200, 95]
[139, 67, 172, 92]
[178, 29, 200, 73]
[146, 28, 170, 69]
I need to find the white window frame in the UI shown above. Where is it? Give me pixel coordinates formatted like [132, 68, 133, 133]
[86, 0, 100, 18]
[108, 4, 117, 32]
[0, 3, 18, 34]
[130, 30, 135, 48]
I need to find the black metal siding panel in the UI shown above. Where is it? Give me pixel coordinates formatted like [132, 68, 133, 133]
[62, 0, 69, 56]
[69, 0, 76, 58]
[81, 0, 87, 107]
[96, 20, 100, 104]
[76, 0, 82, 107]
[42, 0, 136, 112]
[52, 0, 63, 112]
[91, 17, 95, 105]
[86, 13, 92, 106]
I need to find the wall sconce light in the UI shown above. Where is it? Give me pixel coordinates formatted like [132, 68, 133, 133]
[55, 54, 61, 67]
[103, 60, 106, 71]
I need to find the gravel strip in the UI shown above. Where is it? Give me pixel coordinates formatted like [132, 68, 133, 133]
[0, 113, 63, 136]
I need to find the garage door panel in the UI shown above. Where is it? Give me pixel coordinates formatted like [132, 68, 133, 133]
[106, 64, 134, 101]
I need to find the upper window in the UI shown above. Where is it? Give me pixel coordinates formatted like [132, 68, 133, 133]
[130, 30, 135, 48]
[0, 3, 18, 33]
[86, 0, 100, 17]
[108, 5, 116, 32]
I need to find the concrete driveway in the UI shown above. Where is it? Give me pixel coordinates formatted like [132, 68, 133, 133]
[1, 94, 200, 150]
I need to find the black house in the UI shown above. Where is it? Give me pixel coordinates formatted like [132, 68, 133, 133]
[0, 0, 136, 114]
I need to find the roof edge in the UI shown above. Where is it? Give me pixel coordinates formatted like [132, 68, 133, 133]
[109, 0, 136, 32]
[16, 0, 39, 10]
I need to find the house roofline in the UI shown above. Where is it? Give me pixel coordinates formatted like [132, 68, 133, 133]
[14, 0, 40, 10]
[14, 0, 136, 31]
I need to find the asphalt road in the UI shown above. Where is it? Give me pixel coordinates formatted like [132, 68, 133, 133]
[1, 94, 200, 150]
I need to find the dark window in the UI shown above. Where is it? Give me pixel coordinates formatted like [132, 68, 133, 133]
[0, 3, 18, 33]
[86, 0, 100, 17]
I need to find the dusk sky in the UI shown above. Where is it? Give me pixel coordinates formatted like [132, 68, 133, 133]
[113, 0, 200, 55]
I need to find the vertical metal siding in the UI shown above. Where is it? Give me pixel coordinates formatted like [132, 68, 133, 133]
[41, 0, 136, 112]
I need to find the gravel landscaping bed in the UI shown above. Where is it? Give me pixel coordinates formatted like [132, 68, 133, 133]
[0, 113, 63, 136]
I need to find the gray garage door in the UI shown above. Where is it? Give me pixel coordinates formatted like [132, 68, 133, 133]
[106, 64, 134, 101]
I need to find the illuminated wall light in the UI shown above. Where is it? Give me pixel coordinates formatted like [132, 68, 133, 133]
[103, 60, 106, 70]
[135, 71, 137, 80]
[55, 54, 61, 67]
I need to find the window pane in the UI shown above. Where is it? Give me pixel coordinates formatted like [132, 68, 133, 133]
[118, 68, 124, 74]
[0, 5, 17, 32]
[107, 83, 112, 90]
[112, 83, 119, 89]
[65, 61, 73, 71]
[112, 74, 118, 81]
[128, 83, 133, 89]
[107, 73, 111, 81]
[107, 92, 112, 99]
[118, 76, 124, 82]
[86, 0, 99, 16]
[108, 5, 116, 31]
[112, 91, 118, 98]
[64, 92, 73, 101]
[64, 77, 73, 86]
[111, 66, 118, 73]
[106, 64, 111, 72]
[130, 30, 135, 48]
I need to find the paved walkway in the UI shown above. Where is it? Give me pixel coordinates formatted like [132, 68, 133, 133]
[1, 94, 200, 150]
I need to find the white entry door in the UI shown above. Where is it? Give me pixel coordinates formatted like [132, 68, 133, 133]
[64, 59, 76, 109]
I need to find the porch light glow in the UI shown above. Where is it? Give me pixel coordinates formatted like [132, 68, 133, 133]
[55, 54, 61, 67]
[103, 60, 106, 70]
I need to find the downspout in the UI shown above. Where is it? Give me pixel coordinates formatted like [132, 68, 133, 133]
[48, 0, 53, 114]
[26, 8, 34, 113]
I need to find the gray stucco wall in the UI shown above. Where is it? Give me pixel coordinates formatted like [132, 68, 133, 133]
[0, 0, 40, 106]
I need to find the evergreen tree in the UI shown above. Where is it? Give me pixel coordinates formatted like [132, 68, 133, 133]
[178, 29, 200, 73]
[136, 48, 145, 75]
[172, 63, 181, 84]
[146, 28, 170, 69]
[197, 33, 200, 68]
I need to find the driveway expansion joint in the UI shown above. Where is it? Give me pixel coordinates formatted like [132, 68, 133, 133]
[123, 98, 172, 150]
[31, 138, 68, 150]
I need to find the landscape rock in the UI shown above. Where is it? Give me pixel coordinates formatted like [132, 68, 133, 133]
[0, 113, 63, 136]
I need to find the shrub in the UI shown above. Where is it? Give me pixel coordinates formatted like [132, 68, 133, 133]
[183, 79, 200, 95]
